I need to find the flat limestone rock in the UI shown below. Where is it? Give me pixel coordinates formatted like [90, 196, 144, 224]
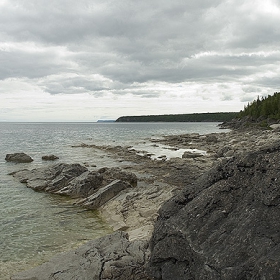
[11, 231, 151, 280]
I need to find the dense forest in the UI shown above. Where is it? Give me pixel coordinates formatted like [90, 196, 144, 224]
[239, 92, 280, 119]
[116, 112, 238, 122]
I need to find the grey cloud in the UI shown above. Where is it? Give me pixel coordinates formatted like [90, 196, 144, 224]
[40, 75, 117, 95]
[0, 46, 73, 79]
[221, 93, 234, 101]
[254, 76, 280, 89]
[242, 86, 263, 94]
[0, 0, 279, 99]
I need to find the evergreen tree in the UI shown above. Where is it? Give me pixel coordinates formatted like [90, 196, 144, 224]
[238, 92, 280, 120]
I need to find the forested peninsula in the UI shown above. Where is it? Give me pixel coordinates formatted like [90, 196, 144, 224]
[116, 92, 280, 125]
[239, 92, 280, 119]
[116, 112, 238, 122]
[221, 92, 280, 129]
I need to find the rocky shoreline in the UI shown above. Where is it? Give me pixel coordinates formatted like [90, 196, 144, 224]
[10, 126, 280, 279]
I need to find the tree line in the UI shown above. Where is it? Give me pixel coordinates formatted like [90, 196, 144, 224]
[239, 92, 280, 120]
[116, 112, 238, 122]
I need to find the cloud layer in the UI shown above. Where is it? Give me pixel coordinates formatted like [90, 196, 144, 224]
[1, 0, 280, 121]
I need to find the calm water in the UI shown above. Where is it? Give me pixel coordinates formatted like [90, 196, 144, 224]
[0, 122, 225, 278]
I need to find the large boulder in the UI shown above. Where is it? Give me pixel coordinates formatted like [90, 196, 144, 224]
[5, 152, 33, 163]
[11, 231, 151, 280]
[148, 141, 280, 279]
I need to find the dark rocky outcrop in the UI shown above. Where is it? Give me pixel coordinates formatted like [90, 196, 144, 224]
[56, 170, 103, 198]
[11, 231, 151, 280]
[12, 163, 87, 192]
[182, 150, 204, 159]
[76, 180, 131, 209]
[42, 154, 59, 161]
[148, 141, 280, 279]
[11, 163, 137, 206]
[5, 152, 33, 163]
[98, 167, 137, 187]
[220, 116, 279, 130]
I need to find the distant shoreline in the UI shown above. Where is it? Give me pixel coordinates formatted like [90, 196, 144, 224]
[115, 112, 238, 122]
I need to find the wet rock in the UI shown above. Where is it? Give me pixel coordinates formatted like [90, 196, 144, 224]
[224, 149, 235, 157]
[45, 163, 88, 193]
[99, 167, 137, 187]
[205, 134, 218, 143]
[11, 231, 151, 280]
[42, 154, 59, 161]
[182, 150, 204, 159]
[5, 152, 33, 163]
[12, 164, 138, 204]
[148, 141, 280, 280]
[77, 180, 131, 209]
[56, 171, 103, 198]
[217, 145, 233, 157]
[12, 163, 88, 192]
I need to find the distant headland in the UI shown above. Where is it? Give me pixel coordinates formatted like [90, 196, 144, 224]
[97, 120, 116, 123]
[115, 112, 238, 122]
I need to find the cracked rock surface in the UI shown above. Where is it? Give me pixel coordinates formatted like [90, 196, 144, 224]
[148, 141, 280, 279]
[11, 231, 151, 280]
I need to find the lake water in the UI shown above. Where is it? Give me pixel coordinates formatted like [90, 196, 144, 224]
[0, 122, 225, 278]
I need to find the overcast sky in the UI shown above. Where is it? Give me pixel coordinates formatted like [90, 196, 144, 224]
[1, 0, 280, 121]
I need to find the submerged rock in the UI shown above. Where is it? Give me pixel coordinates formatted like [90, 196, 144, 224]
[148, 141, 280, 279]
[11, 231, 151, 280]
[42, 154, 59, 161]
[5, 152, 33, 163]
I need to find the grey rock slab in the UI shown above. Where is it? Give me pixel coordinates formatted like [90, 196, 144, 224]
[77, 180, 130, 209]
[182, 150, 204, 159]
[11, 164, 138, 205]
[12, 163, 88, 193]
[55, 171, 103, 198]
[99, 167, 137, 187]
[45, 164, 88, 193]
[11, 231, 151, 280]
